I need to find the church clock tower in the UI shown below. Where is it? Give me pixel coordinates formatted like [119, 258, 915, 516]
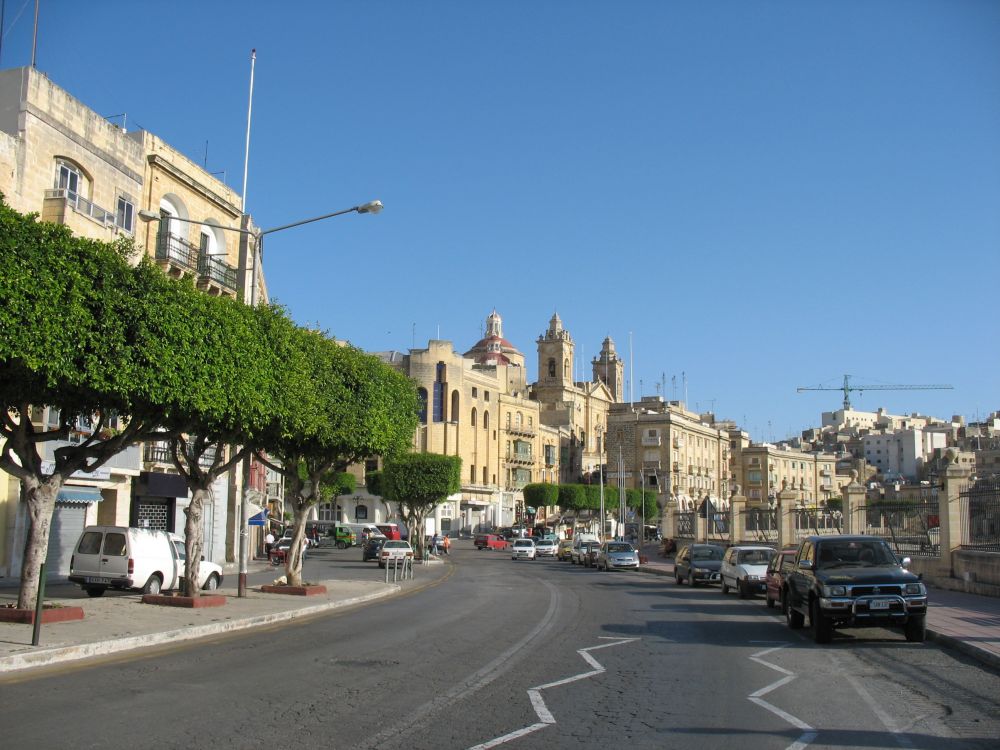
[537, 312, 574, 388]
[592, 336, 624, 403]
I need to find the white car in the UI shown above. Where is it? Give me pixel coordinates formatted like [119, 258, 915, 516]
[720, 545, 773, 598]
[511, 538, 537, 560]
[379, 540, 414, 568]
[533, 538, 557, 557]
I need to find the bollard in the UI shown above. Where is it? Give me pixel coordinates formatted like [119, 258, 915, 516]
[31, 563, 46, 646]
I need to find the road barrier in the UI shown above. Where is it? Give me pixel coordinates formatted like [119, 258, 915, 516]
[384, 556, 413, 583]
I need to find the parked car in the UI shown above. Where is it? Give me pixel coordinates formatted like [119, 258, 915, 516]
[673, 543, 724, 586]
[362, 537, 386, 562]
[379, 540, 414, 568]
[765, 546, 799, 609]
[511, 538, 537, 560]
[581, 541, 602, 568]
[330, 526, 358, 549]
[474, 533, 510, 551]
[596, 541, 640, 571]
[557, 539, 574, 561]
[784, 535, 928, 643]
[720, 545, 774, 598]
[69, 526, 223, 596]
[571, 534, 599, 565]
[376, 523, 405, 540]
[534, 538, 558, 558]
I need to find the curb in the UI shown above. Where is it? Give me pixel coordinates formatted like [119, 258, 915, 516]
[926, 629, 1000, 671]
[0, 585, 400, 674]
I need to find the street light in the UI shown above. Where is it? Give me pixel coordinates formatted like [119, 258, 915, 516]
[138, 200, 382, 596]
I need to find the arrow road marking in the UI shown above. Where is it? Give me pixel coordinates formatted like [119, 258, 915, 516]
[467, 638, 639, 750]
[748, 644, 818, 750]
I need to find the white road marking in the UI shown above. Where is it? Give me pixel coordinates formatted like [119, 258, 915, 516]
[466, 638, 638, 750]
[828, 653, 916, 748]
[749, 643, 818, 750]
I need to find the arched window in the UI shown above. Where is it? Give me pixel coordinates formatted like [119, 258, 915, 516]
[505, 412, 511, 429]
[484, 412, 490, 430]
[515, 412, 523, 428]
[471, 407, 478, 427]
[471, 465, 476, 482]
[417, 387, 428, 423]
[548, 358, 556, 377]
[482, 466, 488, 484]
[451, 390, 460, 422]
[354, 504, 368, 520]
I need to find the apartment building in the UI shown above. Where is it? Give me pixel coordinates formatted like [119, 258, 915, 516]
[0, 66, 268, 579]
[731, 440, 841, 508]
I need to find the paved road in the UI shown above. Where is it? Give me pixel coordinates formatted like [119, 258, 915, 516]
[3, 543, 999, 749]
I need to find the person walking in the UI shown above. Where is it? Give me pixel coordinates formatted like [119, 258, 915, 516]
[442, 534, 451, 555]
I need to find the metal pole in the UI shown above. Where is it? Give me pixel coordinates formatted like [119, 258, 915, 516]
[238, 455, 250, 597]
[31, 562, 46, 646]
[241, 49, 256, 212]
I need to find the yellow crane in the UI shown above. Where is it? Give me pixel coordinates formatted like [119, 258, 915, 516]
[796, 374, 953, 411]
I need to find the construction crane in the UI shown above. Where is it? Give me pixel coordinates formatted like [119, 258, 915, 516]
[796, 374, 953, 411]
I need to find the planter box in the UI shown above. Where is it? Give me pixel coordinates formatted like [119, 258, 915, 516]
[260, 584, 327, 597]
[141, 594, 227, 608]
[0, 606, 85, 624]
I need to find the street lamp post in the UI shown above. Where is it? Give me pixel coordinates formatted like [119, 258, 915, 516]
[139, 200, 382, 596]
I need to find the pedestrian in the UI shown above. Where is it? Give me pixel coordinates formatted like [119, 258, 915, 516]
[432, 533, 443, 555]
[265, 531, 275, 556]
[443, 534, 451, 555]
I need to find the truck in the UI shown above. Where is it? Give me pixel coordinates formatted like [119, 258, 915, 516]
[783, 534, 928, 644]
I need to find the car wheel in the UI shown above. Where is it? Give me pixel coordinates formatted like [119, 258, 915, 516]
[738, 580, 749, 599]
[142, 575, 162, 596]
[202, 574, 219, 591]
[675, 574, 683, 585]
[688, 572, 697, 587]
[85, 587, 105, 597]
[811, 599, 832, 643]
[786, 599, 805, 629]
[336, 540, 347, 549]
[721, 579, 730, 595]
[904, 615, 926, 643]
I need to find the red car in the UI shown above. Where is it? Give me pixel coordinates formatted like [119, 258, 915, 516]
[765, 546, 799, 609]
[474, 533, 509, 550]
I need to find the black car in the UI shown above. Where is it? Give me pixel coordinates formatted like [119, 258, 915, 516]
[362, 537, 386, 562]
[674, 543, 725, 586]
[784, 535, 928, 644]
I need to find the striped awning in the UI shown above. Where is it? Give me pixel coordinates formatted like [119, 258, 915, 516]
[57, 487, 103, 505]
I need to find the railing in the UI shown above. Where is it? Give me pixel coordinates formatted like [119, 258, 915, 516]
[45, 188, 116, 226]
[791, 508, 843, 541]
[505, 451, 534, 464]
[851, 501, 941, 557]
[198, 252, 238, 291]
[960, 477, 1000, 552]
[144, 440, 218, 468]
[154, 230, 200, 273]
[673, 510, 694, 540]
[740, 507, 778, 544]
[641, 436, 661, 446]
[507, 425, 536, 437]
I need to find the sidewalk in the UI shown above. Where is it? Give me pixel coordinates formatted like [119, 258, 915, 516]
[637, 542, 1000, 670]
[0, 571, 406, 674]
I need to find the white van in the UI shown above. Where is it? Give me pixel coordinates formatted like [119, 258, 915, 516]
[344, 523, 385, 543]
[570, 533, 599, 565]
[69, 525, 223, 597]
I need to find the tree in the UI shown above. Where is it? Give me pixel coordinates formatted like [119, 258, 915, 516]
[0, 199, 207, 607]
[382, 453, 461, 559]
[321, 470, 356, 521]
[522, 483, 558, 514]
[260, 332, 418, 585]
[626, 487, 659, 520]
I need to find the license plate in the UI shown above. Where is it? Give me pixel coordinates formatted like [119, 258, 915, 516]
[869, 599, 890, 610]
[85, 576, 111, 584]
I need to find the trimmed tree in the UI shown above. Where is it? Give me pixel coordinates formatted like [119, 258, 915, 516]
[0, 199, 207, 607]
[383, 453, 461, 559]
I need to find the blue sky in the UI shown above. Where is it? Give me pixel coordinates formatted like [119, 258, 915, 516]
[2, 1, 997, 440]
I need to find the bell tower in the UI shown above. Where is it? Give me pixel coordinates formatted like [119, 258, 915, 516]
[537, 312, 574, 388]
[592, 336, 624, 403]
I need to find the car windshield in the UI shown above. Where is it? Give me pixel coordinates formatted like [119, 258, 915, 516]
[691, 547, 724, 561]
[816, 541, 895, 567]
[608, 543, 632, 553]
[738, 549, 771, 565]
[514, 540, 533, 547]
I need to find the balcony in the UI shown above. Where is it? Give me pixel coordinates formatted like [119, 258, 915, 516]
[642, 460, 661, 470]
[43, 188, 117, 230]
[672, 462, 681, 472]
[505, 451, 534, 466]
[154, 230, 237, 297]
[506, 424, 536, 438]
[642, 435, 661, 447]
[144, 440, 218, 468]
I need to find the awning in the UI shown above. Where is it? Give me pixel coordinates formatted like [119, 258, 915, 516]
[249, 509, 269, 526]
[57, 487, 103, 505]
[461, 499, 492, 507]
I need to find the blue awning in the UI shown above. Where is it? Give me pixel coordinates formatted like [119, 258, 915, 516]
[57, 487, 103, 505]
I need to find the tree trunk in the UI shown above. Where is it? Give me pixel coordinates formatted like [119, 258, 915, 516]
[17, 476, 61, 609]
[285, 501, 309, 586]
[182, 487, 210, 597]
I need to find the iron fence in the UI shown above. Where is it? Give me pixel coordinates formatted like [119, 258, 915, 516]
[673, 510, 694, 540]
[960, 477, 1000, 552]
[791, 508, 843, 541]
[740, 507, 778, 545]
[851, 501, 941, 557]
